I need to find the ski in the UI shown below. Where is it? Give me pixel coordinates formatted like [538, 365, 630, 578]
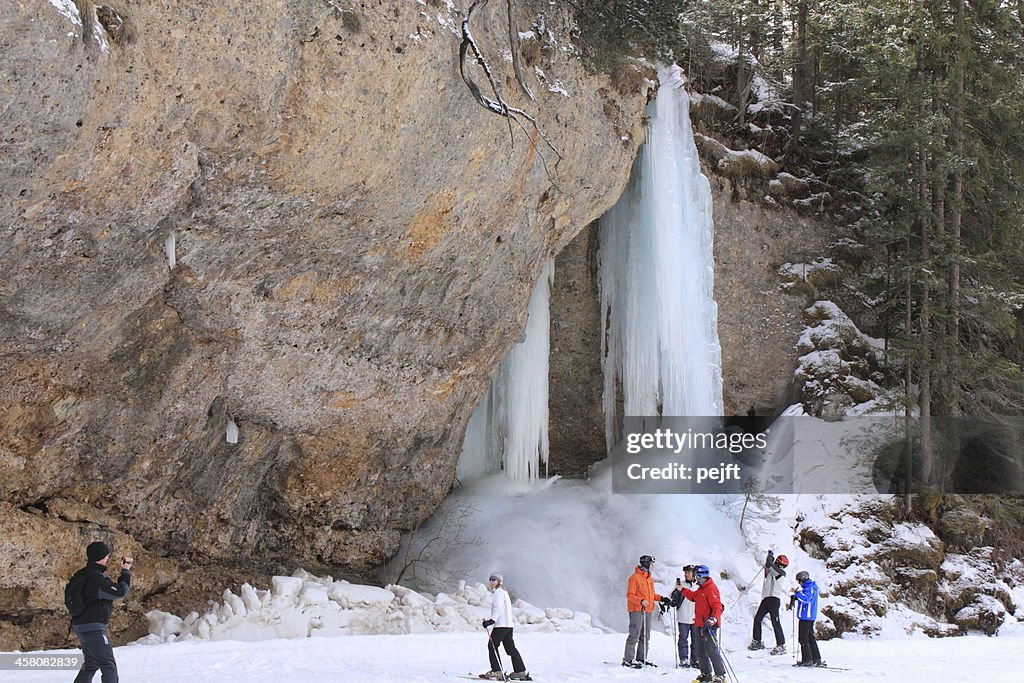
[455, 675, 533, 681]
[602, 662, 670, 675]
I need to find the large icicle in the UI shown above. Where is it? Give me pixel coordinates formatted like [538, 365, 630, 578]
[599, 65, 723, 449]
[458, 260, 553, 483]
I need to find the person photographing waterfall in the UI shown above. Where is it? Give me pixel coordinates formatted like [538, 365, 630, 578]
[65, 541, 132, 683]
[680, 565, 726, 683]
[749, 550, 789, 655]
[622, 555, 671, 668]
[478, 572, 530, 681]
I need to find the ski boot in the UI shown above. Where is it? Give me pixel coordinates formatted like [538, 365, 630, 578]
[640, 660, 658, 667]
[770, 645, 787, 655]
[508, 672, 532, 681]
[692, 674, 712, 683]
[478, 671, 506, 680]
[711, 675, 727, 683]
[793, 660, 813, 667]
[747, 639, 764, 651]
[813, 661, 829, 668]
[621, 659, 642, 669]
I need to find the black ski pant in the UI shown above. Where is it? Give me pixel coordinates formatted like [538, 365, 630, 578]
[752, 597, 785, 646]
[693, 624, 726, 677]
[488, 627, 526, 673]
[73, 629, 118, 683]
[798, 619, 822, 664]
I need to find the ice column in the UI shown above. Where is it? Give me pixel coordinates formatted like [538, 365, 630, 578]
[457, 260, 553, 483]
[599, 65, 724, 449]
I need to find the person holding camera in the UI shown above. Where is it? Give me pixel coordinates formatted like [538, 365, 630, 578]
[669, 565, 698, 667]
[679, 565, 726, 683]
[67, 541, 132, 683]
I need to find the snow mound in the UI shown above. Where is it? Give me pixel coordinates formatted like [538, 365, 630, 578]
[141, 571, 599, 643]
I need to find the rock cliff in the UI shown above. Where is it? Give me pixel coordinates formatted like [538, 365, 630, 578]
[0, 0, 649, 647]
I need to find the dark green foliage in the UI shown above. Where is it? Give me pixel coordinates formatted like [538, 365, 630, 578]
[569, 0, 689, 71]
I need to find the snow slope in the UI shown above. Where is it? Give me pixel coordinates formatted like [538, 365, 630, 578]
[4, 629, 1022, 683]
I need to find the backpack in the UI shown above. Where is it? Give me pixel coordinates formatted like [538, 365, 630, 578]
[64, 571, 89, 619]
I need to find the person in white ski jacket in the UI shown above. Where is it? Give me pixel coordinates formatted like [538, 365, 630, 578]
[750, 550, 789, 654]
[669, 565, 699, 667]
[480, 573, 530, 681]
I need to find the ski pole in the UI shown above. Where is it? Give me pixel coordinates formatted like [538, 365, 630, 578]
[640, 606, 648, 664]
[673, 617, 679, 669]
[726, 568, 763, 611]
[711, 625, 741, 683]
[791, 607, 797, 663]
[487, 627, 506, 679]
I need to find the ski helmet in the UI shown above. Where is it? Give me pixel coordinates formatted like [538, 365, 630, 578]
[775, 554, 789, 568]
[639, 555, 655, 570]
[683, 564, 696, 573]
[694, 565, 711, 583]
[796, 570, 810, 583]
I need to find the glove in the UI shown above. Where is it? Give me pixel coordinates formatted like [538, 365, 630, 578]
[482, 619, 495, 628]
[659, 596, 672, 607]
[787, 596, 795, 611]
[706, 617, 717, 628]
[765, 550, 774, 568]
[640, 599, 649, 608]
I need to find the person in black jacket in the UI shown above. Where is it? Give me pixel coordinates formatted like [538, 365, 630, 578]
[70, 541, 132, 683]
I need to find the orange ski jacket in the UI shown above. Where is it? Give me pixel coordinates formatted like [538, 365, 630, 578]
[626, 566, 662, 613]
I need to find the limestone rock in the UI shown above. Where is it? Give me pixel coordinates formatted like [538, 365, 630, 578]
[939, 508, 989, 550]
[0, 0, 648, 647]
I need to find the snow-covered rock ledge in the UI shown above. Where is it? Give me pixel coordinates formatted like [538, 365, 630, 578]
[141, 570, 599, 643]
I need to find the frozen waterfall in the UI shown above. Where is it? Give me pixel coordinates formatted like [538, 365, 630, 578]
[457, 260, 553, 483]
[599, 64, 724, 449]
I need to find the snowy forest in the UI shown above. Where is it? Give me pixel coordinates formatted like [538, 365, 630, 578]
[576, 0, 1024, 415]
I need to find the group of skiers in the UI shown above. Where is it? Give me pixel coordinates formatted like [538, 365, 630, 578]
[621, 551, 825, 682]
[64, 539, 822, 683]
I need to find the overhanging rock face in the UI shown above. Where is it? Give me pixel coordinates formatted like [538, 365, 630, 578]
[0, 0, 648, 646]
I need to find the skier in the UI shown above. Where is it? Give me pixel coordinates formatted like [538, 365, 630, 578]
[788, 570, 826, 668]
[479, 573, 530, 680]
[749, 550, 788, 655]
[669, 565, 699, 668]
[680, 565, 726, 683]
[622, 554, 670, 668]
[67, 541, 132, 683]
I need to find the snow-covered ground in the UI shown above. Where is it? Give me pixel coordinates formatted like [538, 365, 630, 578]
[5, 629, 1022, 683]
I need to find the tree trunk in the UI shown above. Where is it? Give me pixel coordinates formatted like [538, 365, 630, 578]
[904, 263, 914, 514]
[788, 1, 809, 151]
[949, 0, 965, 417]
[918, 70, 933, 487]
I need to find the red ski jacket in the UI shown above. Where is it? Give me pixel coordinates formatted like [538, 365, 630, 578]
[681, 577, 724, 626]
